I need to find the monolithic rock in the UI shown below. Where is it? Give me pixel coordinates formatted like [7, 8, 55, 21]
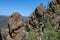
[8, 12, 24, 38]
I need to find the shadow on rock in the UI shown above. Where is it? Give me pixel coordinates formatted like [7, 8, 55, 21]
[0, 33, 2, 40]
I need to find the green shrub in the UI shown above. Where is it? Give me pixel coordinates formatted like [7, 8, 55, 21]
[28, 31, 37, 40]
[43, 12, 60, 40]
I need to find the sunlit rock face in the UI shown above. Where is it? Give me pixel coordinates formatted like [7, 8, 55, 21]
[35, 6, 46, 17]
[26, 6, 46, 32]
[49, 0, 57, 13]
[49, 0, 60, 13]
[8, 12, 24, 38]
[1, 0, 60, 40]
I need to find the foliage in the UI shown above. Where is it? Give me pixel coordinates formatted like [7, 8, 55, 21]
[25, 24, 31, 32]
[28, 31, 37, 40]
[43, 12, 60, 40]
[55, 5, 60, 16]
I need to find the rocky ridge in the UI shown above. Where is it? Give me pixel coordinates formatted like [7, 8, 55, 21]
[1, 0, 60, 40]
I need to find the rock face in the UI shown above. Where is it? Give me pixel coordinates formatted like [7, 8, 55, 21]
[35, 6, 46, 16]
[49, 0, 60, 13]
[26, 1, 60, 39]
[27, 6, 46, 32]
[49, 0, 60, 31]
[0, 33, 2, 40]
[49, 0, 57, 13]
[56, 0, 60, 4]
[8, 12, 24, 38]
[53, 15, 60, 31]
[1, 13, 27, 40]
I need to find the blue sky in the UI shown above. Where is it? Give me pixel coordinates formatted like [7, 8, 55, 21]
[0, 0, 52, 16]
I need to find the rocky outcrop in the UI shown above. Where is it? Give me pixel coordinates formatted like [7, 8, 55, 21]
[35, 6, 46, 16]
[26, 0, 60, 33]
[1, 0, 60, 40]
[8, 12, 24, 38]
[49, 0, 60, 32]
[49, 0, 60, 13]
[27, 6, 46, 32]
[49, 0, 57, 13]
[2, 12, 27, 40]
[52, 15, 60, 32]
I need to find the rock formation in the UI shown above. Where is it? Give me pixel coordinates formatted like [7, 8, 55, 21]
[8, 12, 26, 39]
[49, 0, 60, 13]
[27, 6, 46, 32]
[8, 12, 24, 38]
[1, 0, 60, 40]
[53, 15, 60, 31]
[35, 6, 46, 16]
[49, 0, 60, 31]
[24, 1, 60, 39]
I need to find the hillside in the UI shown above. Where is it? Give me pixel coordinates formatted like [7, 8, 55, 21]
[0, 16, 9, 28]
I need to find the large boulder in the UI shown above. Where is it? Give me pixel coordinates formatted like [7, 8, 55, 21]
[8, 12, 24, 38]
